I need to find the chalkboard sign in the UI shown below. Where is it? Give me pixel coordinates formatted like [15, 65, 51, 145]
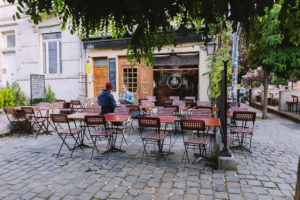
[108, 58, 116, 91]
[30, 74, 45, 104]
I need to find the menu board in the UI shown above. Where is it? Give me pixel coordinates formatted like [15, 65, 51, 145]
[109, 58, 116, 91]
[30, 74, 45, 100]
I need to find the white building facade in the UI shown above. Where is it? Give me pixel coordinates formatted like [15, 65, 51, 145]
[0, 1, 211, 103]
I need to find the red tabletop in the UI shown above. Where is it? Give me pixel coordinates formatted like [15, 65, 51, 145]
[104, 114, 131, 122]
[68, 112, 99, 120]
[149, 116, 176, 123]
[185, 117, 220, 127]
[139, 104, 154, 109]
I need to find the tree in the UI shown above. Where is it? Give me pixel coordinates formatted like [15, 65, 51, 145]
[247, 2, 300, 119]
[5, 0, 275, 64]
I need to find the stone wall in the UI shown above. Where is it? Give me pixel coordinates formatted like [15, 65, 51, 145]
[278, 91, 300, 112]
[0, 109, 12, 135]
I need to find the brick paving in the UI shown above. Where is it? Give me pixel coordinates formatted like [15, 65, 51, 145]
[0, 105, 298, 199]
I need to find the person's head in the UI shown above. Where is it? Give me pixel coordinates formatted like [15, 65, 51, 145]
[121, 84, 128, 93]
[106, 82, 113, 90]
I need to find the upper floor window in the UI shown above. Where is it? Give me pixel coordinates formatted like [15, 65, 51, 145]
[6, 34, 15, 48]
[42, 32, 62, 74]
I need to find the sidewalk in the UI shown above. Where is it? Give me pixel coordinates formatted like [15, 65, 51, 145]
[0, 105, 298, 199]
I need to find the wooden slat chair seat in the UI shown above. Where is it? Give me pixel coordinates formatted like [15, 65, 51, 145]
[180, 120, 210, 164]
[229, 111, 256, 152]
[138, 116, 167, 161]
[84, 115, 113, 158]
[50, 114, 82, 157]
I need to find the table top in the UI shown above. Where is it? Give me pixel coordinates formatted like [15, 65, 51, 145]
[104, 114, 131, 122]
[67, 112, 99, 120]
[139, 104, 154, 109]
[13, 106, 59, 111]
[149, 116, 176, 123]
[185, 117, 220, 127]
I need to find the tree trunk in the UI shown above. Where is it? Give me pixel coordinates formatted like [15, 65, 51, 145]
[262, 67, 270, 119]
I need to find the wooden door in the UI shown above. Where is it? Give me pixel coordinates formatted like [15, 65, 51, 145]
[93, 66, 109, 97]
[118, 57, 153, 102]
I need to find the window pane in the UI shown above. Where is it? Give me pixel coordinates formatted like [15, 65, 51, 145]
[43, 33, 61, 40]
[59, 41, 62, 73]
[48, 42, 57, 74]
[94, 58, 107, 66]
[7, 35, 15, 48]
[43, 42, 46, 74]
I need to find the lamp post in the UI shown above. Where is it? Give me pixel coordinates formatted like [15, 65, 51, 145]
[206, 41, 232, 157]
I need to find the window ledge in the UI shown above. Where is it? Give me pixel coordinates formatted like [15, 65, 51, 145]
[1, 48, 15, 54]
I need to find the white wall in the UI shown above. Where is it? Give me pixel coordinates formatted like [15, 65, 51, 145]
[0, 2, 83, 101]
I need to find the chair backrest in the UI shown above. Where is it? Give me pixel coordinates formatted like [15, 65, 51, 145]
[173, 100, 186, 109]
[85, 106, 102, 113]
[126, 105, 140, 112]
[140, 100, 153, 105]
[3, 107, 16, 115]
[162, 98, 173, 106]
[15, 109, 27, 119]
[185, 96, 196, 101]
[138, 98, 148, 104]
[157, 108, 175, 116]
[38, 102, 50, 107]
[56, 99, 66, 103]
[21, 107, 35, 115]
[170, 96, 179, 100]
[230, 107, 248, 112]
[146, 96, 156, 101]
[232, 111, 256, 126]
[84, 115, 106, 127]
[50, 114, 69, 123]
[196, 101, 211, 107]
[52, 102, 65, 109]
[71, 100, 81, 106]
[138, 116, 160, 129]
[163, 105, 179, 113]
[180, 119, 206, 132]
[191, 108, 212, 118]
[114, 107, 129, 115]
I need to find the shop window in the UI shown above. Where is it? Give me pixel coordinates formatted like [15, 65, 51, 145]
[42, 32, 62, 74]
[123, 68, 137, 93]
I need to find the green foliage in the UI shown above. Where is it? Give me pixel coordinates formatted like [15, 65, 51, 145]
[248, 2, 300, 78]
[0, 87, 15, 108]
[45, 85, 56, 103]
[252, 81, 261, 87]
[271, 76, 286, 85]
[10, 81, 28, 106]
[206, 22, 233, 99]
[243, 83, 249, 88]
[4, 0, 275, 65]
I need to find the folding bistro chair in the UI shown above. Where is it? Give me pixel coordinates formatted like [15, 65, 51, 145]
[84, 115, 113, 158]
[162, 98, 173, 107]
[180, 120, 210, 165]
[110, 107, 130, 149]
[22, 107, 47, 137]
[138, 116, 167, 161]
[157, 108, 176, 150]
[50, 114, 82, 157]
[230, 111, 256, 152]
[127, 104, 141, 134]
[3, 107, 28, 133]
[192, 108, 213, 118]
[84, 106, 102, 113]
[70, 100, 83, 112]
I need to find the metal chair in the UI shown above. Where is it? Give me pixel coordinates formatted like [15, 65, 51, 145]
[22, 107, 47, 137]
[70, 100, 83, 112]
[84, 115, 113, 158]
[192, 108, 212, 118]
[127, 104, 141, 134]
[110, 107, 130, 148]
[3, 107, 28, 133]
[230, 111, 256, 152]
[84, 106, 102, 114]
[50, 114, 82, 157]
[138, 116, 166, 161]
[180, 120, 210, 164]
[162, 98, 173, 107]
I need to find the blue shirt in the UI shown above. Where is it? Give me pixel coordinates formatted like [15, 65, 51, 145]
[120, 91, 135, 104]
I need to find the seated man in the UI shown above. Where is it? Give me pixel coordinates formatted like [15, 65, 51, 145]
[119, 84, 135, 105]
[98, 82, 116, 114]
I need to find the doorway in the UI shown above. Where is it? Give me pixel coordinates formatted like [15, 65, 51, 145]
[93, 58, 108, 97]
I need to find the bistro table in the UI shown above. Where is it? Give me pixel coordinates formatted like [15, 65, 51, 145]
[104, 114, 131, 153]
[67, 112, 100, 148]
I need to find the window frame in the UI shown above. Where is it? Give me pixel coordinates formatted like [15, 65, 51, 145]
[42, 33, 62, 74]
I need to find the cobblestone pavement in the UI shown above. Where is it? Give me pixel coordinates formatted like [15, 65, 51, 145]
[0, 105, 299, 200]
